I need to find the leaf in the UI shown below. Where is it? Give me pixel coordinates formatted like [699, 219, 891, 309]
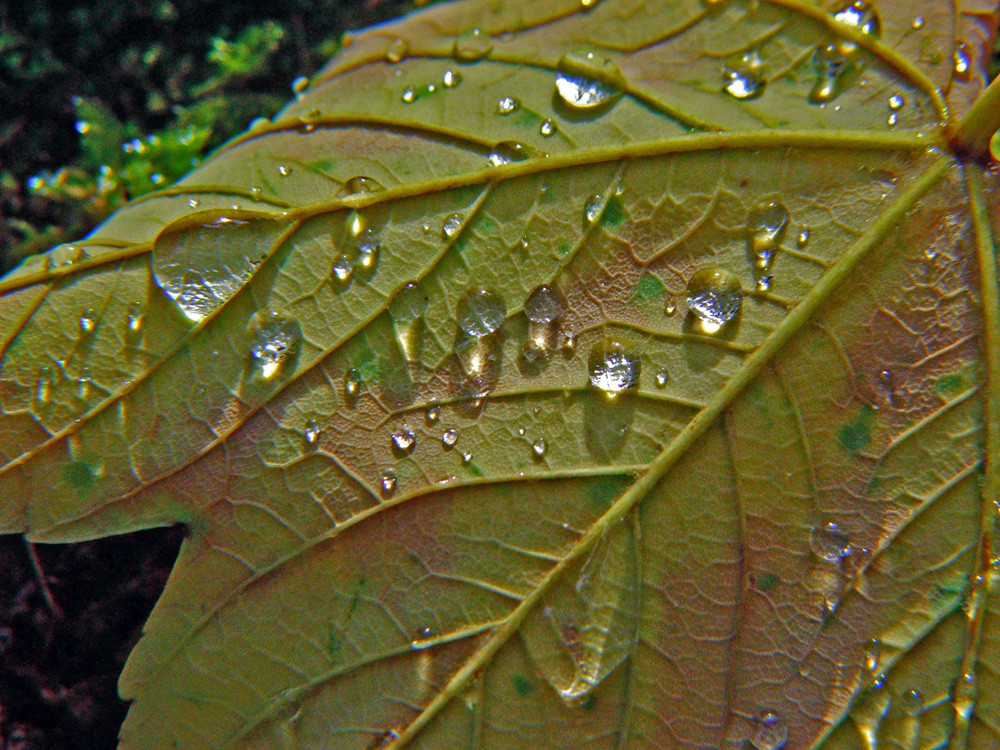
[1, 0, 1000, 747]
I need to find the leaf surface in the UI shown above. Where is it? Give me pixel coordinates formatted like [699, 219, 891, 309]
[1, 0, 1000, 748]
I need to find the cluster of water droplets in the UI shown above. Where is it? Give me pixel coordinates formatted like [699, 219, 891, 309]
[809, 0, 882, 104]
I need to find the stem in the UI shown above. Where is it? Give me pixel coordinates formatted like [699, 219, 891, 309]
[22, 537, 62, 619]
[952, 74, 1000, 159]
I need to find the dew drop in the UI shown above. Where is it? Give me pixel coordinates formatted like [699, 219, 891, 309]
[385, 38, 408, 63]
[304, 420, 322, 446]
[685, 268, 743, 328]
[337, 175, 385, 196]
[911, 15, 925, 29]
[356, 235, 381, 275]
[664, 296, 677, 316]
[426, 405, 440, 423]
[461, 451, 473, 465]
[532, 438, 548, 458]
[35, 366, 53, 406]
[540, 119, 557, 137]
[76, 370, 93, 401]
[249, 311, 301, 379]
[524, 285, 566, 324]
[442, 69, 462, 88]
[833, 0, 882, 40]
[887, 113, 898, 126]
[487, 140, 531, 167]
[810, 521, 851, 562]
[748, 200, 789, 269]
[797, 229, 811, 248]
[584, 193, 603, 224]
[401, 86, 417, 103]
[125, 302, 144, 334]
[496, 96, 519, 115]
[249, 186, 262, 200]
[756, 275, 773, 292]
[554, 50, 623, 111]
[457, 288, 506, 337]
[588, 339, 639, 395]
[380, 470, 397, 495]
[953, 41, 972, 80]
[888, 93, 905, 110]
[50, 244, 89, 268]
[442, 428, 459, 447]
[751, 711, 788, 750]
[453, 29, 493, 61]
[389, 282, 429, 322]
[291, 76, 309, 95]
[79, 308, 97, 335]
[442, 213, 464, 239]
[344, 368, 361, 401]
[655, 371, 669, 388]
[277, 165, 292, 177]
[391, 428, 416, 454]
[187, 198, 201, 209]
[722, 49, 766, 100]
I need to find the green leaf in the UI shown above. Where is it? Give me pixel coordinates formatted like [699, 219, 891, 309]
[1, 0, 1000, 748]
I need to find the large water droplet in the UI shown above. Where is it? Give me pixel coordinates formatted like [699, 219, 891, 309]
[809, 44, 851, 104]
[833, 0, 881, 39]
[457, 288, 506, 337]
[49, 244, 88, 269]
[249, 311, 302, 379]
[391, 428, 416, 456]
[337, 176, 385, 197]
[487, 140, 531, 167]
[751, 711, 788, 750]
[441, 428, 459, 447]
[291, 76, 309, 95]
[496, 96, 520, 115]
[442, 213, 464, 239]
[442, 69, 462, 88]
[810, 522, 851, 562]
[389, 282, 428, 322]
[685, 268, 743, 329]
[588, 339, 639, 395]
[524, 285, 566, 324]
[540, 119, 558, 137]
[888, 93, 905, 111]
[723, 49, 766, 100]
[748, 200, 790, 269]
[555, 50, 624, 111]
[453, 29, 493, 61]
[655, 371, 669, 387]
[584, 193, 604, 224]
[385, 38, 408, 63]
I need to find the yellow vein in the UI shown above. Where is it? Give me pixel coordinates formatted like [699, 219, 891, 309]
[387, 154, 954, 750]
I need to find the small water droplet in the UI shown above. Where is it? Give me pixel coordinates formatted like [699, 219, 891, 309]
[461, 451, 473, 465]
[887, 112, 898, 126]
[524, 285, 566, 324]
[487, 140, 530, 167]
[496, 96, 519, 115]
[291, 76, 309, 95]
[532, 438, 547, 458]
[953, 41, 972, 80]
[391, 428, 416, 454]
[304, 420, 322, 446]
[385, 38, 408, 63]
[453, 29, 493, 61]
[723, 49, 766, 100]
[249, 311, 301, 379]
[911, 15, 925, 29]
[457, 288, 506, 337]
[442, 428, 459, 447]
[797, 229, 811, 248]
[888, 93, 905, 111]
[188, 198, 201, 208]
[125, 302, 144, 334]
[380, 470, 397, 495]
[751, 711, 788, 750]
[277, 165, 291, 177]
[442, 213, 463, 239]
[344, 368, 362, 402]
[554, 50, 623, 111]
[756, 274, 773, 292]
[539, 119, 557, 137]
[685, 268, 743, 328]
[79, 308, 97, 335]
[426, 405, 440, 423]
[389, 282, 428, 322]
[35, 366, 52, 405]
[584, 193, 603, 224]
[76, 369, 93, 401]
[664, 296, 677, 316]
[357, 235, 381, 274]
[748, 200, 790, 269]
[401, 86, 417, 103]
[337, 176, 385, 196]
[655, 371, 669, 387]
[588, 339, 639, 395]
[810, 521, 851, 562]
[442, 69, 462, 88]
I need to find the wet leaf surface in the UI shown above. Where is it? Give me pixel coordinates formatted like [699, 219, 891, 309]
[1, 0, 1000, 747]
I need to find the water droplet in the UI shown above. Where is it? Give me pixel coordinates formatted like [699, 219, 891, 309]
[187, 198, 201, 209]
[887, 113, 898, 126]
[380, 470, 397, 495]
[277, 165, 292, 177]
[685, 268, 743, 328]
[580, 0, 599, 8]
[337, 176, 385, 196]
[554, 50, 624, 111]
[442, 69, 462, 88]
[249, 311, 301, 379]
[539, 119, 557, 137]
[442, 213, 463, 239]
[833, 0, 882, 40]
[797, 229, 811, 248]
[401, 86, 417, 103]
[389, 282, 429, 322]
[35, 366, 52, 405]
[524, 285, 566, 324]
[304, 420, 322, 446]
[902, 688, 922, 716]
[357, 235, 381, 275]
[655, 371, 669, 387]
[756, 275, 773, 292]
[426, 405, 440, 423]
[584, 193, 603, 224]
[664, 296, 677, 316]
[453, 29, 493, 61]
[588, 339, 639, 395]
[888, 93, 905, 111]
[79, 308, 97, 335]
[911, 15, 925, 29]
[875, 368, 896, 407]
[496, 96, 519, 115]
[291, 76, 309, 95]
[487, 140, 531, 167]
[810, 521, 851, 562]
[442, 428, 459, 447]
[385, 38, 408, 63]
[344, 369, 362, 403]
[391, 428, 416, 454]
[532, 438, 547, 458]
[76, 369, 93, 401]
[751, 711, 788, 750]
[723, 49, 766, 100]
[125, 302, 144, 334]
[953, 41, 972, 80]
[461, 451, 473, 465]
[49, 244, 89, 269]
[457, 288, 506, 337]
[748, 200, 790, 269]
